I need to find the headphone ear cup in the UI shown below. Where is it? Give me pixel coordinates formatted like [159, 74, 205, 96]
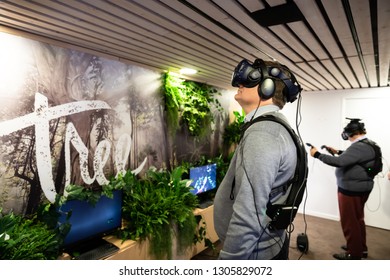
[259, 78, 275, 99]
[256, 59, 275, 100]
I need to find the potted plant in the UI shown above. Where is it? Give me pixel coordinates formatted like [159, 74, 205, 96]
[118, 166, 200, 259]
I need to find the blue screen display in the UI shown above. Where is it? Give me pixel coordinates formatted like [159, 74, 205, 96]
[58, 190, 122, 246]
[189, 163, 217, 195]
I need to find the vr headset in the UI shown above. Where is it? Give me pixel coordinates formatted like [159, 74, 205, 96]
[231, 59, 302, 103]
[341, 118, 366, 140]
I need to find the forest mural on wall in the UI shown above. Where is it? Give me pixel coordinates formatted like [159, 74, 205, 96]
[0, 33, 229, 216]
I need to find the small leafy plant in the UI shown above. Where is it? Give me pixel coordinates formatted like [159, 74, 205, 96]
[59, 180, 123, 206]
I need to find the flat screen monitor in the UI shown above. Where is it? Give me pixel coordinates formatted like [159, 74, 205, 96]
[189, 163, 217, 195]
[58, 189, 122, 248]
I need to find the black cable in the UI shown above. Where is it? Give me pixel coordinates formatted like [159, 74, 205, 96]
[292, 91, 309, 260]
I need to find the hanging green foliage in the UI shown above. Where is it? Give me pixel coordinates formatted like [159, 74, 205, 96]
[162, 72, 185, 135]
[162, 72, 222, 137]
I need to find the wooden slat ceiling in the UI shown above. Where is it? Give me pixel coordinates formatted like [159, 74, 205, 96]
[0, 0, 389, 91]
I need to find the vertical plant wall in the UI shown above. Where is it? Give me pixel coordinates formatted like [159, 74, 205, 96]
[162, 72, 228, 166]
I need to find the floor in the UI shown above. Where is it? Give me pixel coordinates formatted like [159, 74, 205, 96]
[191, 213, 390, 260]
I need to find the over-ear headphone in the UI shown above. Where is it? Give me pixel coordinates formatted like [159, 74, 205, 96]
[231, 59, 302, 103]
[255, 59, 279, 100]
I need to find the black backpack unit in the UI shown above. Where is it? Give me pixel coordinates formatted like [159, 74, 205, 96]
[359, 139, 383, 178]
[243, 115, 308, 230]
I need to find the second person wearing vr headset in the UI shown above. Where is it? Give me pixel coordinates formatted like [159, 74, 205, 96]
[214, 58, 302, 260]
[309, 119, 379, 260]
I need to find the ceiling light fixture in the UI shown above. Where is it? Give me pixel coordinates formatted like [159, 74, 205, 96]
[180, 68, 197, 75]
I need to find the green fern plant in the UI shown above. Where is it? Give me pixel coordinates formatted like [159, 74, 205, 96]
[119, 166, 199, 259]
[0, 207, 61, 260]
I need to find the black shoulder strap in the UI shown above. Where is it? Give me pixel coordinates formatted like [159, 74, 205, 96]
[242, 114, 309, 230]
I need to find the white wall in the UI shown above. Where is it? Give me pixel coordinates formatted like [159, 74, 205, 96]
[282, 87, 390, 230]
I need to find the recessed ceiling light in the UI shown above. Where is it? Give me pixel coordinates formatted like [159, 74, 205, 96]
[180, 68, 197, 75]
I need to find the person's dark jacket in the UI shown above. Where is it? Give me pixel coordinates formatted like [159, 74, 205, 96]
[314, 138, 375, 195]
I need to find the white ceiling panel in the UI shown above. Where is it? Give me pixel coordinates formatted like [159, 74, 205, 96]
[350, 0, 374, 55]
[321, 59, 351, 89]
[334, 57, 360, 88]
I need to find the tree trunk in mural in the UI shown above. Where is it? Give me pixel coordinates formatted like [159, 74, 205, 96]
[0, 89, 42, 214]
[11, 115, 65, 213]
[129, 97, 137, 170]
[211, 114, 221, 157]
[159, 105, 171, 170]
[14, 131, 41, 215]
[55, 144, 66, 194]
[127, 86, 162, 172]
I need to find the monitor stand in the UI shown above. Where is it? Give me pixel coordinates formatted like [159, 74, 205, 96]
[67, 238, 119, 260]
[197, 199, 214, 209]
[196, 191, 215, 209]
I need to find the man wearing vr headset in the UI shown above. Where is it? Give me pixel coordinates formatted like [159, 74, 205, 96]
[214, 58, 302, 260]
[309, 118, 379, 260]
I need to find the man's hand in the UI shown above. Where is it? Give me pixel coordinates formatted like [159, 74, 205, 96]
[309, 146, 318, 157]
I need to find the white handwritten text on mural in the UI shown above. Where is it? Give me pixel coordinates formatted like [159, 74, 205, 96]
[0, 92, 145, 202]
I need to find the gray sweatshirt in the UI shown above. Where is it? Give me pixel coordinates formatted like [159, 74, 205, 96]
[316, 136, 375, 195]
[214, 105, 297, 259]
